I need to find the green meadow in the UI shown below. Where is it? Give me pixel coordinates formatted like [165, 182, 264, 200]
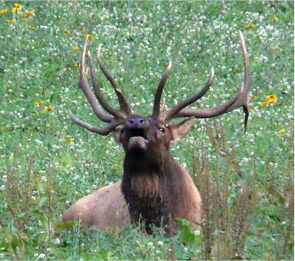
[0, 1, 293, 260]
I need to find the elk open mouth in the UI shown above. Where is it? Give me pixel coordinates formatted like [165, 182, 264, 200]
[128, 129, 148, 151]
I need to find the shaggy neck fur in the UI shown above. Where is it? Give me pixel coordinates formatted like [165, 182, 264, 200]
[121, 150, 190, 233]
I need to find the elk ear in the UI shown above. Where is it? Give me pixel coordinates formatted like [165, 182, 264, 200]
[169, 117, 195, 142]
[112, 126, 123, 146]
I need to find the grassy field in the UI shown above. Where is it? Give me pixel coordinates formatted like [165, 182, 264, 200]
[0, 1, 294, 260]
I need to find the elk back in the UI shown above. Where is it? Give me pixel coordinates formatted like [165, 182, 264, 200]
[62, 182, 130, 230]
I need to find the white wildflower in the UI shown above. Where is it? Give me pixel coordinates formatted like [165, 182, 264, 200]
[158, 240, 163, 246]
[54, 238, 61, 245]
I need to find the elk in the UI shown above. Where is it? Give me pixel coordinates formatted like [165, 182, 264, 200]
[62, 32, 250, 233]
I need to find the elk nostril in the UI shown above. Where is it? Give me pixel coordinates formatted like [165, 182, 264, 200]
[128, 119, 134, 125]
[139, 119, 145, 124]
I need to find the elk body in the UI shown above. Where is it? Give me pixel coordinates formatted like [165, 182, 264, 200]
[62, 32, 250, 233]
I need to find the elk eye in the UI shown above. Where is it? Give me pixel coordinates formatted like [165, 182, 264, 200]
[159, 127, 166, 133]
[120, 128, 125, 134]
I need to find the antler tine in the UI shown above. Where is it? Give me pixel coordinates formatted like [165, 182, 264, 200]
[152, 61, 172, 118]
[226, 31, 250, 132]
[69, 110, 122, 135]
[164, 67, 214, 122]
[87, 51, 127, 119]
[169, 32, 250, 133]
[96, 45, 132, 116]
[78, 37, 113, 123]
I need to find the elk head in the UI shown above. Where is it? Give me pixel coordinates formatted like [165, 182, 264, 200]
[68, 32, 250, 232]
[69, 32, 249, 151]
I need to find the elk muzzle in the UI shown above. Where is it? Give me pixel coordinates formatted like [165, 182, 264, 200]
[126, 116, 149, 151]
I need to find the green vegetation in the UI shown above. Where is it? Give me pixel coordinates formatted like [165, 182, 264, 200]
[0, 1, 293, 260]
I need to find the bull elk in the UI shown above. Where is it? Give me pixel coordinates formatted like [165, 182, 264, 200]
[62, 32, 250, 233]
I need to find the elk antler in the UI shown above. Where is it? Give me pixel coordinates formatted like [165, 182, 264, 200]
[69, 37, 129, 135]
[164, 67, 215, 122]
[159, 32, 250, 132]
[152, 61, 172, 118]
[96, 45, 132, 116]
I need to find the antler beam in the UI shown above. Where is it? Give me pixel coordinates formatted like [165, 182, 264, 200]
[78, 37, 113, 123]
[163, 32, 250, 132]
[69, 37, 131, 134]
[68, 110, 122, 135]
[87, 51, 126, 119]
[164, 67, 215, 122]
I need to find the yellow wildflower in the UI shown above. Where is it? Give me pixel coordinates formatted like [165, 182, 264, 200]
[249, 108, 255, 113]
[266, 94, 278, 104]
[45, 123, 50, 128]
[63, 137, 75, 143]
[261, 101, 269, 106]
[25, 10, 35, 16]
[271, 17, 278, 22]
[12, 7, 22, 13]
[34, 100, 45, 106]
[278, 129, 286, 135]
[73, 45, 80, 51]
[6, 19, 16, 24]
[13, 3, 22, 8]
[261, 94, 278, 106]
[64, 67, 71, 71]
[246, 23, 256, 29]
[64, 29, 71, 35]
[0, 9, 9, 14]
[86, 34, 94, 40]
[74, 63, 80, 67]
[44, 105, 54, 112]
[28, 25, 36, 30]
[273, 121, 280, 127]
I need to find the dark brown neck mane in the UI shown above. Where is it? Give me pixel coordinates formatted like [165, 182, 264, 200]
[122, 151, 189, 233]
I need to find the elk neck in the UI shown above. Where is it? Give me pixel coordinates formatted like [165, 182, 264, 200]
[122, 149, 188, 202]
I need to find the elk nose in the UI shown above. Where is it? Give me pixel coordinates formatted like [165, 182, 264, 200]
[127, 118, 146, 128]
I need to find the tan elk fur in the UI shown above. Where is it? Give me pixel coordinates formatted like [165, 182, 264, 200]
[62, 169, 202, 230]
[62, 182, 130, 230]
